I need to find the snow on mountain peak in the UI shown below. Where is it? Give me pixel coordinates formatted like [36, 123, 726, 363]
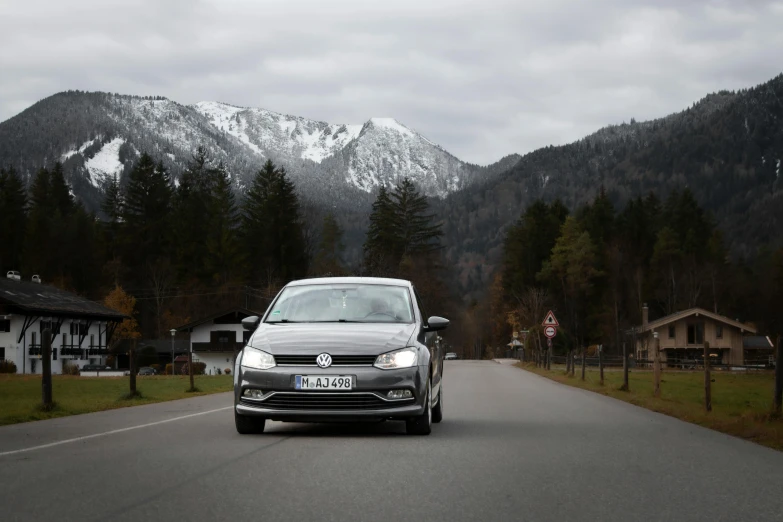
[192, 101, 361, 163]
[367, 117, 414, 137]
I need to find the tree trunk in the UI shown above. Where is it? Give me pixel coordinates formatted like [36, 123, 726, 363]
[653, 335, 661, 398]
[621, 341, 629, 391]
[188, 348, 195, 391]
[704, 341, 712, 412]
[581, 347, 586, 381]
[599, 346, 604, 385]
[774, 336, 782, 416]
[41, 329, 53, 408]
[129, 340, 137, 395]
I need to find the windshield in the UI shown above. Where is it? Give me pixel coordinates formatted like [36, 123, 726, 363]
[265, 283, 414, 323]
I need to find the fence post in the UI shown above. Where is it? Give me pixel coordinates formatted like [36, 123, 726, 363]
[653, 333, 661, 398]
[704, 340, 712, 412]
[774, 335, 782, 416]
[41, 329, 53, 409]
[546, 346, 551, 371]
[565, 349, 571, 375]
[581, 347, 586, 381]
[599, 345, 604, 385]
[621, 341, 629, 391]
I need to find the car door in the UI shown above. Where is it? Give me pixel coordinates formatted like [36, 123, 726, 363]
[413, 287, 441, 396]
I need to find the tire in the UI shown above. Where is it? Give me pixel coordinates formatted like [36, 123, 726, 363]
[432, 381, 443, 424]
[235, 409, 266, 434]
[406, 379, 432, 435]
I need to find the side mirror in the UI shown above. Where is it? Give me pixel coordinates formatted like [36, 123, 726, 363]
[425, 316, 449, 332]
[242, 316, 260, 331]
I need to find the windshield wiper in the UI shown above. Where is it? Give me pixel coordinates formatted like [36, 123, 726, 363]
[266, 319, 300, 324]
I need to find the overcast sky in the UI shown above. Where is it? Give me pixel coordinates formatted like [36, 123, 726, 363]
[1, 0, 781, 165]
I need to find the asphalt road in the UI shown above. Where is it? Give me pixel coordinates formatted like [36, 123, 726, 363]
[2, 361, 782, 522]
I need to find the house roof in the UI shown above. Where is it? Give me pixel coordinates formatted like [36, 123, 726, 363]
[175, 307, 261, 332]
[0, 277, 127, 321]
[636, 307, 757, 335]
[743, 336, 774, 349]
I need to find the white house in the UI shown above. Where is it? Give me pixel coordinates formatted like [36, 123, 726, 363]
[0, 272, 126, 374]
[176, 308, 258, 375]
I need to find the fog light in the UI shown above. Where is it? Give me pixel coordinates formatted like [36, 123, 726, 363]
[387, 389, 413, 399]
[243, 389, 264, 399]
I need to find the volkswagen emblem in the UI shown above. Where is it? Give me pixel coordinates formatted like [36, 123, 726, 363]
[316, 353, 332, 368]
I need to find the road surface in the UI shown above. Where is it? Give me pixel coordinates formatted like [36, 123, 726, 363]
[1, 361, 782, 521]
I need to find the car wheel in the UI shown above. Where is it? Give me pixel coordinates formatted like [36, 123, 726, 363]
[406, 379, 432, 435]
[234, 409, 266, 434]
[432, 381, 443, 424]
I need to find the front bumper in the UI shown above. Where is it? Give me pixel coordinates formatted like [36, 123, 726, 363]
[234, 364, 427, 422]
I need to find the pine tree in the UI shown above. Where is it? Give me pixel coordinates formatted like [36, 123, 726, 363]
[203, 161, 243, 283]
[363, 186, 397, 274]
[312, 212, 345, 276]
[362, 179, 443, 276]
[121, 153, 173, 282]
[390, 178, 443, 256]
[241, 160, 307, 286]
[0, 167, 28, 272]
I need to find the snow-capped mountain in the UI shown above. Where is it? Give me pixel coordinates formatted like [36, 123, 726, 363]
[191, 101, 480, 197]
[0, 91, 513, 213]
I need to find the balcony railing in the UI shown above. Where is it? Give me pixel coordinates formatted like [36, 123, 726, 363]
[28, 345, 42, 356]
[192, 342, 244, 353]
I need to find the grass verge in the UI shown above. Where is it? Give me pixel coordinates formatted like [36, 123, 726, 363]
[518, 362, 783, 451]
[0, 374, 233, 426]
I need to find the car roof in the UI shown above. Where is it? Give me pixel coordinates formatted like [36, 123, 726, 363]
[286, 277, 412, 288]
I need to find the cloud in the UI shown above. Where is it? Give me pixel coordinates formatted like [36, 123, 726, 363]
[1, 0, 781, 164]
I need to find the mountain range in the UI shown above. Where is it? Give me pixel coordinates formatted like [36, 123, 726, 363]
[1, 74, 782, 299]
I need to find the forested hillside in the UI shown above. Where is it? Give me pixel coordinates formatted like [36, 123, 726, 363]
[439, 74, 783, 301]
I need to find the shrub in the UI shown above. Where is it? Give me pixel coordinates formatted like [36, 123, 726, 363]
[215, 368, 222, 375]
[0, 360, 18, 374]
[179, 362, 207, 375]
[62, 362, 80, 375]
[165, 363, 173, 375]
[224, 368, 231, 375]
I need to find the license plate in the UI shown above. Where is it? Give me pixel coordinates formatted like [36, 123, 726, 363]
[295, 375, 353, 390]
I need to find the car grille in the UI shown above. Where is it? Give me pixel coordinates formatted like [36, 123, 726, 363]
[250, 392, 402, 410]
[275, 354, 377, 366]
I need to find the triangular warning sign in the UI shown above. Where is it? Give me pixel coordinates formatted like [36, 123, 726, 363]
[542, 310, 559, 327]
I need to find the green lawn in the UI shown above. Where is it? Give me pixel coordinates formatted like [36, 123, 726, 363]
[0, 374, 233, 426]
[518, 363, 783, 451]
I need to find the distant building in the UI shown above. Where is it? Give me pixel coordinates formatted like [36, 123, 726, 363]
[176, 308, 259, 375]
[0, 273, 126, 374]
[631, 304, 762, 366]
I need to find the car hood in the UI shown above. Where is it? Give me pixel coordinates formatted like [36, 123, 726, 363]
[248, 322, 417, 356]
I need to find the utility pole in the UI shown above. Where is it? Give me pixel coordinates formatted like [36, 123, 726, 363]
[704, 340, 712, 412]
[188, 340, 195, 392]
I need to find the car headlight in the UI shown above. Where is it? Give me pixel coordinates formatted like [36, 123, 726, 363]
[241, 348, 276, 370]
[374, 347, 418, 369]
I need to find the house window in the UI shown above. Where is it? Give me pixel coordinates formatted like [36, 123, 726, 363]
[243, 331, 251, 344]
[0, 319, 10, 332]
[687, 323, 704, 344]
[210, 330, 237, 344]
[70, 323, 87, 336]
[0, 347, 5, 360]
[668, 325, 675, 339]
[32, 331, 37, 346]
[40, 320, 53, 332]
[716, 325, 723, 339]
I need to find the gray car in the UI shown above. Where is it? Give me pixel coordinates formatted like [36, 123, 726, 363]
[233, 277, 449, 435]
